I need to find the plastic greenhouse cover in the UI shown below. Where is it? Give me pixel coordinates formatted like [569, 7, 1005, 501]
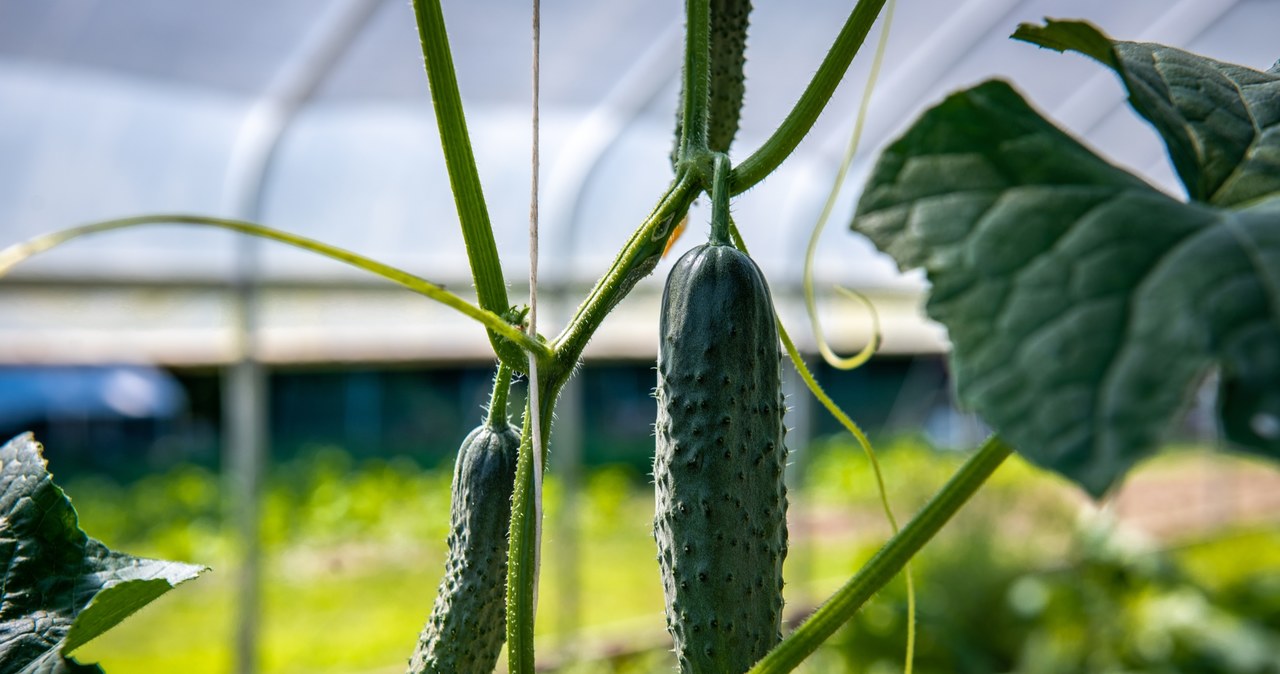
[1, 0, 1277, 360]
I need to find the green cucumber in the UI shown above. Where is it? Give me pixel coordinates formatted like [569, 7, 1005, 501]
[672, 0, 752, 167]
[655, 241, 788, 674]
[409, 373, 520, 674]
[707, 0, 751, 154]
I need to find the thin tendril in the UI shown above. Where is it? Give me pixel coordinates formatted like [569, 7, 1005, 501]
[802, 0, 896, 371]
[801, 3, 915, 665]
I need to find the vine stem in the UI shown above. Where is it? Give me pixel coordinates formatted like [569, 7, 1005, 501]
[678, 0, 712, 159]
[0, 215, 550, 360]
[551, 174, 697, 367]
[730, 0, 888, 194]
[505, 378, 561, 674]
[748, 436, 1012, 674]
[509, 4, 549, 666]
[412, 0, 525, 371]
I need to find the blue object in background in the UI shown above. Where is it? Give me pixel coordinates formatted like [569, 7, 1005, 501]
[0, 365, 187, 427]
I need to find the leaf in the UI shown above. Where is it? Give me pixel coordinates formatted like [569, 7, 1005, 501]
[0, 433, 207, 673]
[1014, 19, 1280, 208]
[851, 80, 1280, 496]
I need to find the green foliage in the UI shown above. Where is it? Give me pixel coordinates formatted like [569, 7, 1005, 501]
[851, 33, 1280, 495]
[0, 434, 205, 674]
[61, 439, 1280, 673]
[795, 440, 1280, 674]
[67, 447, 456, 565]
[816, 519, 1280, 674]
[18, 432, 1239, 674]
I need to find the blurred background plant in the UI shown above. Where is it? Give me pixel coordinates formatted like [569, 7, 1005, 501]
[65, 435, 1280, 674]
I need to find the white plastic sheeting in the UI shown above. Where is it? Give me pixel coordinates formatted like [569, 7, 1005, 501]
[2, 0, 1277, 362]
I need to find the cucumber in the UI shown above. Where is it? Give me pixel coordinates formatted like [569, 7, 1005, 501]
[654, 241, 788, 674]
[707, 0, 750, 155]
[672, 0, 752, 167]
[408, 406, 520, 673]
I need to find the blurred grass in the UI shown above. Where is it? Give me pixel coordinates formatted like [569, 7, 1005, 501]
[66, 438, 1280, 673]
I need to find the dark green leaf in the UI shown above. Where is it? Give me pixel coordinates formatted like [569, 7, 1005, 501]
[1014, 19, 1280, 208]
[0, 433, 206, 673]
[851, 80, 1280, 496]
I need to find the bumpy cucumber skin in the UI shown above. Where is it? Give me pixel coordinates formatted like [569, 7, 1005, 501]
[408, 423, 520, 674]
[655, 243, 787, 674]
[707, 0, 750, 154]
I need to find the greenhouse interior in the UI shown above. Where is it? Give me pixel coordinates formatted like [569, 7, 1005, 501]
[1, 0, 1278, 672]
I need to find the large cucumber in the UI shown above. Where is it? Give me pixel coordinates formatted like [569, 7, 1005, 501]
[408, 414, 519, 673]
[655, 241, 788, 674]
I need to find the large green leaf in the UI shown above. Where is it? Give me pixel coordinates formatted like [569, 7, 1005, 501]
[851, 80, 1280, 496]
[1014, 19, 1280, 208]
[0, 433, 206, 673]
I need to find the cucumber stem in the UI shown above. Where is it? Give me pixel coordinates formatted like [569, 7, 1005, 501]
[710, 153, 732, 245]
[486, 363, 513, 429]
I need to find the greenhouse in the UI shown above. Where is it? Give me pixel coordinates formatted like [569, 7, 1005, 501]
[1, 0, 1277, 673]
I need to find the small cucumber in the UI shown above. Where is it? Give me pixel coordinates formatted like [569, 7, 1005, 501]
[655, 241, 788, 674]
[408, 418, 519, 674]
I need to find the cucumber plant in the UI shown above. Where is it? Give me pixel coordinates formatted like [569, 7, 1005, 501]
[0, 3, 1277, 674]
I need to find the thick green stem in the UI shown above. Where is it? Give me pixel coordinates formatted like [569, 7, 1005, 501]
[552, 174, 697, 368]
[709, 153, 732, 245]
[749, 436, 1013, 674]
[731, 0, 887, 194]
[505, 374, 563, 673]
[413, 0, 527, 372]
[678, 0, 712, 160]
